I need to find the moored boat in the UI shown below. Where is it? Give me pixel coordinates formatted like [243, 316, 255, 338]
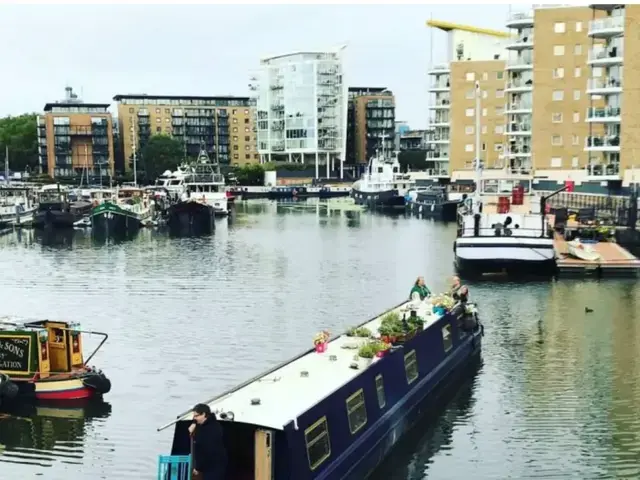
[90, 186, 152, 236]
[0, 319, 111, 403]
[157, 290, 483, 479]
[0, 186, 37, 227]
[167, 198, 215, 236]
[33, 185, 91, 229]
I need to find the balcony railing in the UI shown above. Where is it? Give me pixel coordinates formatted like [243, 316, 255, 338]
[505, 102, 533, 111]
[506, 79, 533, 89]
[430, 81, 450, 89]
[586, 163, 620, 177]
[429, 116, 450, 124]
[506, 56, 533, 67]
[587, 77, 622, 90]
[426, 151, 449, 159]
[585, 135, 620, 148]
[506, 123, 532, 134]
[588, 45, 624, 61]
[587, 107, 621, 120]
[589, 16, 624, 34]
[511, 34, 534, 45]
[506, 11, 534, 25]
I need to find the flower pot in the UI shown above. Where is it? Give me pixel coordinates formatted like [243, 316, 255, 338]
[380, 335, 390, 343]
[360, 357, 373, 367]
[433, 306, 446, 316]
[315, 342, 327, 353]
[376, 349, 389, 358]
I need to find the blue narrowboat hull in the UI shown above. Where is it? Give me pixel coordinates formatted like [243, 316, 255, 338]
[351, 188, 405, 210]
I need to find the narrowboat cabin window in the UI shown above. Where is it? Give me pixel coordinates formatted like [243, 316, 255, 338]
[304, 416, 331, 471]
[404, 350, 419, 384]
[346, 389, 367, 434]
[375, 374, 386, 409]
[442, 325, 453, 352]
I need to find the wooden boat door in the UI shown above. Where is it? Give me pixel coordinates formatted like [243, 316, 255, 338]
[254, 429, 273, 480]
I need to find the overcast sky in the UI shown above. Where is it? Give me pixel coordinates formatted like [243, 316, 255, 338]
[0, 4, 514, 129]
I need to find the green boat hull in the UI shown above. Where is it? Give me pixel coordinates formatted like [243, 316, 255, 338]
[90, 202, 141, 236]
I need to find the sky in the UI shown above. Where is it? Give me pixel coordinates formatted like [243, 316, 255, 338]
[0, 4, 515, 129]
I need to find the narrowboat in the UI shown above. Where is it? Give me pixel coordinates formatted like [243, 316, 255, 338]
[157, 294, 483, 479]
[268, 186, 313, 200]
[407, 186, 464, 222]
[0, 319, 111, 404]
[33, 185, 92, 229]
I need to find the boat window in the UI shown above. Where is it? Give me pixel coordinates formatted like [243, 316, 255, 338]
[304, 416, 331, 471]
[346, 389, 367, 434]
[404, 350, 419, 384]
[442, 325, 453, 353]
[375, 374, 386, 408]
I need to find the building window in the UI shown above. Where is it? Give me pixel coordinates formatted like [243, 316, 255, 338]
[233, 118, 238, 124]
[551, 157, 562, 168]
[481, 125, 487, 134]
[375, 374, 385, 408]
[573, 90, 581, 101]
[496, 89, 504, 98]
[165, 118, 170, 123]
[232, 109, 237, 114]
[244, 118, 250, 124]
[482, 108, 487, 117]
[233, 127, 238, 133]
[495, 106, 504, 115]
[495, 125, 504, 134]
[552, 113, 563, 123]
[574, 44, 582, 55]
[233, 153, 239, 159]
[156, 126, 161, 132]
[156, 118, 161, 123]
[575, 21, 582, 32]
[574, 67, 581, 78]
[466, 72, 475, 82]
[465, 144, 473, 153]
[572, 156, 579, 168]
[572, 135, 580, 146]
[244, 109, 249, 115]
[442, 325, 452, 353]
[573, 112, 580, 123]
[481, 142, 487, 152]
[465, 108, 474, 117]
[245, 145, 250, 151]
[552, 90, 564, 101]
[165, 108, 170, 114]
[404, 350, 419, 384]
[245, 136, 250, 141]
[129, 108, 134, 114]
[552, 68, 564, 79]
[482, 72, 488, 81]
[155, 108, 160, 114]
[245, 127, 250, 132]
[494, 143, 503, 152]
[554, 22, 566, 33]
[552, 135, 563, 146]
[465, 126, 474, 135]
[466, 90, 475, 99]
[245, 154, 250, 159]
[304, 417, 331, 471]
[233, 136, 238, 141]
[233, 145, 239, 150]
[553, 45, 565, 56]
[496, 71, 504, 80]
[346, 389, 367, 434]
[482, 90, 488, 99]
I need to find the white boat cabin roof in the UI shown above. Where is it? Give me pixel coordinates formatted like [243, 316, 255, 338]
[170, 299, 446, 431]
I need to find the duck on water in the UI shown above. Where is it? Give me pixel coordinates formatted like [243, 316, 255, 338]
[157, 277, 483, 480]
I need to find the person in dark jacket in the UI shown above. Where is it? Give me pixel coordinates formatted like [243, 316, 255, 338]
[188, 403, 227, 480]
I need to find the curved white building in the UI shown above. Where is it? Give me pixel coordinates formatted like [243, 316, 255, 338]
[251, 48, 347, 178]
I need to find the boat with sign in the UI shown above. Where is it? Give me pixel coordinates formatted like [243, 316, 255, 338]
[157, 287, 483, 480]
[0, 319, 111, 403]
[90, 186, 152, 236]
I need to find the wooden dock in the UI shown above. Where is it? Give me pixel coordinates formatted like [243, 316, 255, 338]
[554, 234, 640, 277]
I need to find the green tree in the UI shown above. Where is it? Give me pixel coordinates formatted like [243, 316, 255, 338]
[138, 134, 183, 183]
[234, 163, 265, 186]
[0, 113, 38, 173]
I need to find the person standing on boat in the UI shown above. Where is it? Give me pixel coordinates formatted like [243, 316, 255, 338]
[188, 403, 227, 480]
[450, 276, 469, 303]
[410, 276, 431, 302]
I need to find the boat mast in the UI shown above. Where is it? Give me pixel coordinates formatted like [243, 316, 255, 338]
[132, 122, 138, 187]
[474, 81, 482, 212]
[4, 145, 8, 185]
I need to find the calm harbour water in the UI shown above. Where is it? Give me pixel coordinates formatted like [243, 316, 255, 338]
[0, 200, 639, 480]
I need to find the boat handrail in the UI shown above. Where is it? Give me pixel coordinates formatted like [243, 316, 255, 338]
[157, 299, 408, 432]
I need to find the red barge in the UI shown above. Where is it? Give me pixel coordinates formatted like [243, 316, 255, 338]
[0, 319, 111, 406]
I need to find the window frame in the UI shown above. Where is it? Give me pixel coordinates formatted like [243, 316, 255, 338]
[304, 416, 331, 471]
[375, 374, 386, 409]
[404, 350, 419, 384]
[442, 325, 453, 353]
[346, 388, 367, 434]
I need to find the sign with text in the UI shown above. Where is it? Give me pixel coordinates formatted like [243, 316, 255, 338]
[0, 335, 32, 373]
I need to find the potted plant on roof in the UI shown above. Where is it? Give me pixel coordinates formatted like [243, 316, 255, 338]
[313, 330, 330, 353]
[357, 342, 377, 366]
[346, 326, 372, 338]
[378, 312, 403, 344]
[373, 339, 392, 358]
[431, 294, 454, 316]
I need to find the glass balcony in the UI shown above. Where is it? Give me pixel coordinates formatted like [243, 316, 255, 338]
[506, 34, 535, 50]
[588, 45, 624, 65]
[506, 10, 534, 29]
[586, 77, 622, 94]
[586, 107, 621, 122]
[585, 135, 620, 150]
[588, 16, 624, 38]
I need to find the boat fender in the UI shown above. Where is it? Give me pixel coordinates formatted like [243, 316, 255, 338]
[0, 374, 19, 400]
[82, 372, 112, 395]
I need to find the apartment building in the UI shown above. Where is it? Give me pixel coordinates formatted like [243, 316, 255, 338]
[37, 87, 115, 179]
[251, 49, 347, 178]
[346, 87, 395, 167]
[113, 95, 257, 173]
[426, 20, 511, 177]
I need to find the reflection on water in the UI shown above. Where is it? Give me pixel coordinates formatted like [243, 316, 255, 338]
[0, 400, 111, 469]
[1, 202, 640, 479]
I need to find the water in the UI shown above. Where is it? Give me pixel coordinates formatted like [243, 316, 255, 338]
[1, 200, 640, 480]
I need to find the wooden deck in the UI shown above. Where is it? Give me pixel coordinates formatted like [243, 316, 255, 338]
[554, 234, 640, 277]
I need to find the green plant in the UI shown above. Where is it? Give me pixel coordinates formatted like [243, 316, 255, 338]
[407, 315, 425, 332]
[378, 312, 403, 337]
[432, 294, 455, 310]
[346, 327, 371, 338]
[358, 343, 376, 359]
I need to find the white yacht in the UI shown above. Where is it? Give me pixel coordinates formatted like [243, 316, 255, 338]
[183, 146, 228, 216]
[155, 168, 188, 198]
[350, 149, 415, 210]
[453, 82, 555, 276]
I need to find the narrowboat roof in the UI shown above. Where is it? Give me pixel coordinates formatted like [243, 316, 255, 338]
[164, 299, 446, 432]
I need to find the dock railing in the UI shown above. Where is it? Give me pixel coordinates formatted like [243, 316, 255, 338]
[157, 455, 191, 480]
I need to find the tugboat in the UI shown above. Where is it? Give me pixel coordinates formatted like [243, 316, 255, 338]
[0, 318, 111, 402]
[350, 139, 414, 210]
[33, 185, 92, 229]
[157, 282, 483, 479]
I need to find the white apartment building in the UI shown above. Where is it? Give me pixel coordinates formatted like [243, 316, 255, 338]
[251, 48, 348, 178]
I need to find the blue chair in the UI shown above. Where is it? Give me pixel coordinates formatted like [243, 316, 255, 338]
[157, 455, 191, 480]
